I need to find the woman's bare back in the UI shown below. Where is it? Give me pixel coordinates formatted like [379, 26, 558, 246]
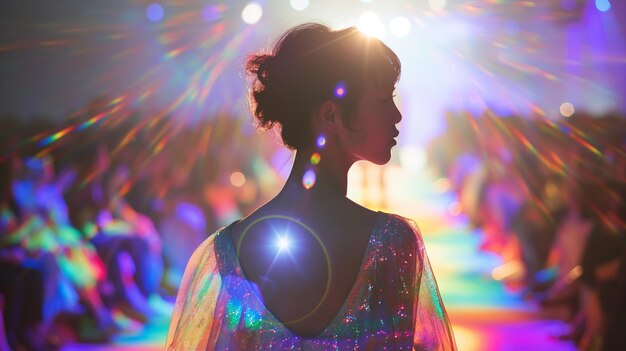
[229, 200, 380, 337]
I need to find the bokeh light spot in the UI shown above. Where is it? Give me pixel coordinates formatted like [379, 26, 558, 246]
[316, 135, 326, 148]
[390, 17, 411, 37]
[334, 81, 347, 98]
[559, 102, 575, 117]
[146, 3, 164, 23]
[242, 2, 263, 24]
[358, 12, 385, 39]
[302, 170, 316, 189]
[595, 0, 611, 12]
[289, 0, 309, 11]
[429, 0, 447, 11]
[310, 153, 321, 165]
[230, 171, 246, 187]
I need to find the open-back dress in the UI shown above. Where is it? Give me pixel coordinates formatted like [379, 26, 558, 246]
[166, 212, 456, 350]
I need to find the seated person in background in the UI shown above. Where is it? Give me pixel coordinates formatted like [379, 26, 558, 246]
[577, 182, 624, 350]
[0, 155, 68, 349]
[65, 144, 171, 320]
[11, 156, 119, 336]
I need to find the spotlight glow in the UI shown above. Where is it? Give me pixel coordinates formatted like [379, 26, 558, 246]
[277, 235, 291, 252]
[302, 169, 316, 189]
[389, 17, 411, 37]
[357, 12, 385, 39]
[146, 3, 164, 23]
[559, 102, 575, 117]
[289, 0, 309, 11]
[242, 2, 263, 24]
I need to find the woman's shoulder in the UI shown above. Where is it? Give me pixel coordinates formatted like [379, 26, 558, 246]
[378, 211, 424, 252]
[338, 198, 421, 243]
[380, 211, 422, 236]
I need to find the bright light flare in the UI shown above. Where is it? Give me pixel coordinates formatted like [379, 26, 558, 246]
[277, 235, 291, 252]
[289, 0, 309, 11]
[242, 2, 263, 24]
[357, 12, 385, 39]
[389, 17, 411, 38]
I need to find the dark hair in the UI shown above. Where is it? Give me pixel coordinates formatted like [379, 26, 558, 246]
[246, 23, 401, 150]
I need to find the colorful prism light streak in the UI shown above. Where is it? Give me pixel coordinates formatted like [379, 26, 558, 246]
[37, 125, 77, 147]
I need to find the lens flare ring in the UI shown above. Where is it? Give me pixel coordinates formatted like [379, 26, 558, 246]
[236, 215, 332, 325]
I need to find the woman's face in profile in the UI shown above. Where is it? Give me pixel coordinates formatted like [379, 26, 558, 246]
[338, 81, 402, 165]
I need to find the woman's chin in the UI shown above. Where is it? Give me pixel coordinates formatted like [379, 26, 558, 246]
[368, 152, 392, 165]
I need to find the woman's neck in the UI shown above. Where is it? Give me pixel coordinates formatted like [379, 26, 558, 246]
[277, 145, 354, 207]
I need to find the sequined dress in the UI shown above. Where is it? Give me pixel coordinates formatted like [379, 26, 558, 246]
[166, 212, 456, 350]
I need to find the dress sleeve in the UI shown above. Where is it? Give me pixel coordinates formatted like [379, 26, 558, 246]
[388, 216, 457, 351]
[165, 232, 222, 350]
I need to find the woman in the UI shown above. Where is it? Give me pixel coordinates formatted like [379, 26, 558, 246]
[166, 23, 456, 350]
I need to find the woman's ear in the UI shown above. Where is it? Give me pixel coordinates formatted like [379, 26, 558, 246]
[315, 100, 343, 135]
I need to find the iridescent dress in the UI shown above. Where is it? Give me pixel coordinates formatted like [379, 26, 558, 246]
[166, 212, 456, 350]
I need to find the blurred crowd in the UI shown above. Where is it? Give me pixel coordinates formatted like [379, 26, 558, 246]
[1, 105, 624, 350]
[0, 109, 284, 350]
[428, 111, 625, 351]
